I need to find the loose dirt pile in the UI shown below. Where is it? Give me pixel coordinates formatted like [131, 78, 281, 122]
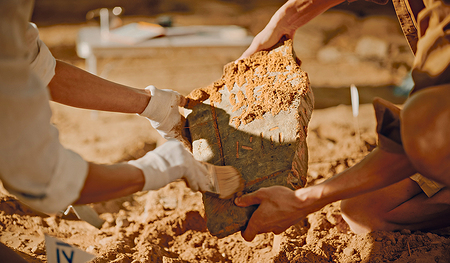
[186, 39, 310, 128]
[1, 105, 449, 262]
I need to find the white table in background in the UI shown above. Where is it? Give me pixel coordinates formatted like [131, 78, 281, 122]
[76, 25, 253, 75]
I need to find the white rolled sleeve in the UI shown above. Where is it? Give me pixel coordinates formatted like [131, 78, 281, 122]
[27, 23, 56, 86]
[0, 0, 88, 214]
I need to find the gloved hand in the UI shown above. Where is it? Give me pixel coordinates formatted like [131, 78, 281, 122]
[140, 85, 186, 141]
[128, 140, 213, 192]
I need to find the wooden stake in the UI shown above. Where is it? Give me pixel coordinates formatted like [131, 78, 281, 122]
[350, 84, 362, 148]
[272, 234, 282, 256]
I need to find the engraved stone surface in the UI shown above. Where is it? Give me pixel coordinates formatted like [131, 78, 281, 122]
[185, 39, 314, 238]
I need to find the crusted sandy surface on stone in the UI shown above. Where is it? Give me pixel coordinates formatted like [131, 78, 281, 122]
[186, 39, 310, 128]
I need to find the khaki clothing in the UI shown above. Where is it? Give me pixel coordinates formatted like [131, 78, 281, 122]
[0, 0, 89, 214]
[369, 0, 450, 196]
[395, 0, 450, 91]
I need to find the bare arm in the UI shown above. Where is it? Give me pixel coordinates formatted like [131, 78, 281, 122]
[47, 61, 203, 205]
[74, 162, 145, 205]
[316, 148, 417, 204]
[239, 0, 345, 60]
[47, 60, 148, 204]
[235, 147, 418, 241]
[48, 59, 188, 144]
[2, 0, 201, 214]
[48, 60, 150, 114]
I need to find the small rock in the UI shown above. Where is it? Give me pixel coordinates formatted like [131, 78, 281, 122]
[85, 245, 96, 254]
[115, 216, 130, 228]
[99, 236, 116, 247]
[426, 232, 435, 239]
[160, 196, 178, 210]
[343, 247, 356, 256]
[102, 213, 115, 224]
[189, 235, 205, 248]
[31, 241, 45, 255]
[309, 170, 319, 179]
[400, 229, 411, 235]
[31, 217, 44, 226]
[122, 201, 133, 210]
[387, 234, 396, 244]
[415, 235, 423, 243]
[44, 217, 59, 229]
[202, 238, 218, 249]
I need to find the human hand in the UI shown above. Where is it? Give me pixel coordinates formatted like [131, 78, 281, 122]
[140, 85, 188, 143]
[237, 16, 296, 61]
[128, 140, 213, 192]
[234, 186, 323, 241]
[237, 0, 337, 61]
[237, 29, 295, 61]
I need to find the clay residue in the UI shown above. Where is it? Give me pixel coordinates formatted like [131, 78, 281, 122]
[185, 79, 225, 109]
[186, 39, 310, 128]
[233, 90, 246, 112]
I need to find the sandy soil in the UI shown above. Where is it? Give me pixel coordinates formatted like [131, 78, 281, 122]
[2, 0, 450, 262]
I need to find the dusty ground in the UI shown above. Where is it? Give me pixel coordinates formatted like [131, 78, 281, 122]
[2, 0, 450, 262]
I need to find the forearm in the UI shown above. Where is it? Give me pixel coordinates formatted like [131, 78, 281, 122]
[297, 147, 418, 208]
[74, 162, 145, 204]
[233, 147, 416, 241]
[75, 139, 211, 204]
[48, 60, 150, 114]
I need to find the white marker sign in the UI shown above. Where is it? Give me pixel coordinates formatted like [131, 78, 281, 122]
[45, 235, 96, 263]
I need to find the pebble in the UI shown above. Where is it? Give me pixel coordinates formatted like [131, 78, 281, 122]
[115, 216, 130, 228]
[309, 170, 320, 179]
[44, 217, 59, 229]
[31, 241, 45, 255]
[122, 201, 133, 210]
[400, 229, 411, 235]
[343, 247, 356, 256]
[85, 245, 96, 254]
[190, 236, 204, 248]
[387, 235, 396, 244]
[102, 213, 115, 224]
[160, 196, 178, 210]
[99, 236, 116, 247]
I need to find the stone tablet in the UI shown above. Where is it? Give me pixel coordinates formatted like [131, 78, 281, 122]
[185, 39, 314, 238]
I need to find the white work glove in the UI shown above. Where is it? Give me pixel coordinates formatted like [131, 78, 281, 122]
[140, 85, 185, 141]
[128, 140, 212, 192]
